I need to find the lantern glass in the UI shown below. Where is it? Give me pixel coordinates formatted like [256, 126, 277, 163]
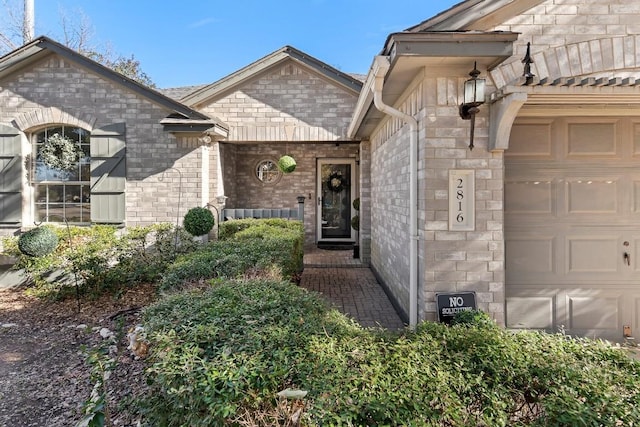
[464, 77, 486, 104]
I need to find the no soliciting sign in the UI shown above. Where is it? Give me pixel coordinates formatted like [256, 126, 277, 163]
[436, 292, 477, 324]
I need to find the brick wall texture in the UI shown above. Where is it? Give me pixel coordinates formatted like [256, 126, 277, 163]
[200, 60, 361, 244]
[368, 0, 638, 324]
[0, 55, 206, 235]
[199, 62, 358, 142]
[490, 0, 640, 86]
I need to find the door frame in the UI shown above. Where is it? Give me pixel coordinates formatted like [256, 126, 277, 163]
[316, 158, 357, 243]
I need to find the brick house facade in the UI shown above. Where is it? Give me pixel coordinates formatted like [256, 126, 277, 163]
[350, 0, 640, 339]
[2, 0, 640, 340]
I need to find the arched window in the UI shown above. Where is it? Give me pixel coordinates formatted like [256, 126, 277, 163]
[33, 125, 91, 223]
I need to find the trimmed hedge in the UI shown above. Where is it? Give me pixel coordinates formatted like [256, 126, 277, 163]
[218, 217, 303, 241]
[159, 219, 304, 291]
[143, 281, 640, 426]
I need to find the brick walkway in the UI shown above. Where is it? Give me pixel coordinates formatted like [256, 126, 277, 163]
[300, 246, 405, 330]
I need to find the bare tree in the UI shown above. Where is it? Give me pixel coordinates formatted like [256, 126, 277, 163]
[0, 0, 156, 87]
[0, 0, 22, 51]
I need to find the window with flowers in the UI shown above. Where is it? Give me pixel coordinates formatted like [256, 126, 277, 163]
[33, 126, 91, 223]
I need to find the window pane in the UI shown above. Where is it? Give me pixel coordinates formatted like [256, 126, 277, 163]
[65, 205, 82, 222]
[65, 185, 81, 202]
[34, 204, 47, 222]
[80, 185, 90, 203]
[48, 203, 64, 221]
[48, 185, 63, 202]
[80, 164, 90, 181]
[47, 127, 63, 138]
[34, 185, 47, 203]
[35, 131, 46, 144]
[65, 127, 81, 143]
[80, 144, 90, 162]
[65, 167, 80, 182]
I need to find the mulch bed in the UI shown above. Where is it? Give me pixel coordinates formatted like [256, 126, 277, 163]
[0, 283, 157, 426]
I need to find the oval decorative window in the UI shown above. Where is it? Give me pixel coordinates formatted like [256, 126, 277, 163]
[255, 159, 282, 184]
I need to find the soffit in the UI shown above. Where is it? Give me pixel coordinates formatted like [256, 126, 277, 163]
[496, 76, 640, 116]
[350, 31, 518, 140]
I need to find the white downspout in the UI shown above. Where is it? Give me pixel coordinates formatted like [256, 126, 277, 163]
[371, 56, 419, 328]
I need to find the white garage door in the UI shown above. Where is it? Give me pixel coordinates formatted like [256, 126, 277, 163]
[505, 116, 640, 341]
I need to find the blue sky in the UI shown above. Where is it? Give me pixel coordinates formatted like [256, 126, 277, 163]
[31, 1, 460, 88]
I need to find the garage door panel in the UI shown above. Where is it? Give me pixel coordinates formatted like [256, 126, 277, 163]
[633, 181, 640, 212]
[634, 296, 640, 336]
[505, 180, 554, 214]
[567, 122, 618, 157]
[506, 237, 555, 275]
[632, 122, 640, 156]
[566, 179, 617, 214]
[506, 295, 555, 330]
[506, 121, 553, 157]
[568, 294, 620, 330]
[567, 237, 618, 273]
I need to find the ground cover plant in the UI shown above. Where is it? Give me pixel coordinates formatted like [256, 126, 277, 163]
[159, 218, 304, 291]
[143, 278, 640, 426]
[5, 218, 639, 425]
[2, 223, 198, 299]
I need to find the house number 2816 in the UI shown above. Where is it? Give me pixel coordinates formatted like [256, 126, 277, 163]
[449, 170, 475, 231]
[456, 178, 464, 222]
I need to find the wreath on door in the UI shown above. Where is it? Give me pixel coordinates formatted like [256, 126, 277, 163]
[39, 133, 82, 171]
[327, 171, 346, 192]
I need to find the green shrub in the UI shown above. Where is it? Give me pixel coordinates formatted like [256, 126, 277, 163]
[450, 309, 498, 328]
[352, 197, 360, 211]
[143, 279, 354, 426]
[159, 221, 304, 291]
[183, 206, 215, 236]
[17, 226, 59, 257]
[143, 279, 640, 426]
[277, 155, 296, 173]
[350, 214, 359, 231]
[351, 198, 360, 233]
[2, 223, 199, 299]
[218, 218, 302, 241]
[156, 218, 305, 291]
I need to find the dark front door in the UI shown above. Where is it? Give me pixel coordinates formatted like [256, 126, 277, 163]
[317, 159, 355, 242]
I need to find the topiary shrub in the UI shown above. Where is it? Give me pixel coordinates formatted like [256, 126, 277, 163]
[18, 226, 59, 257]
[277, 155, 296, 174]
[350, 215, 359, 231]
[183, 207, 215, 236]
[351, 197, 360, 231]
[352, 197, 360, 211]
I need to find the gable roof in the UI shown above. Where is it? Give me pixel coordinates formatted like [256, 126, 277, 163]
[406, 0, 546, 32]
[0, 36, 228, 134]
[180, 45, 363, 108]
[160, 84, 209, 101]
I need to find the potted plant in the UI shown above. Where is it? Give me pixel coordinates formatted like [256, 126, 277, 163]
[351, 198, 360, 259]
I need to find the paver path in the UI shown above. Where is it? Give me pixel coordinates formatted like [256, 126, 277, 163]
[300, 247, 405, 330]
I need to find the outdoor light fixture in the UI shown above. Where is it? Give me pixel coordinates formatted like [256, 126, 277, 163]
[459, 62, 486, 150]
[215, 195, 228, 206]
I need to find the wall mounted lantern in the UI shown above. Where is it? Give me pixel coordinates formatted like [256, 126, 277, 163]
[459, 62, 486, 150]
